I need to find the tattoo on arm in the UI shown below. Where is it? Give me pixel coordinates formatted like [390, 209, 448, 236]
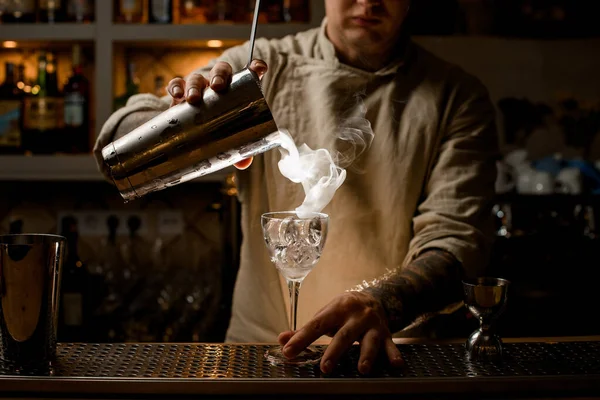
[360, 249, 464, 333]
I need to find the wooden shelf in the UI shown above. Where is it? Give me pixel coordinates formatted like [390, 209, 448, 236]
[0, 22, 317, 43]
[0, 23, 97, 41]
[110, 23, 316, 42]
[0, 155, 230, 183]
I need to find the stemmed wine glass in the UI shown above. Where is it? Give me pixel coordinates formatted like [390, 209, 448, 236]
[261, 211, 329, 365]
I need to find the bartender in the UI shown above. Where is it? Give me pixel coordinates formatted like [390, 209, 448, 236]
[94, 0, 498, 375]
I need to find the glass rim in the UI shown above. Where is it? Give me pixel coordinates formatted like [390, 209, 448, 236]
[0, 234, 66, 246]
[462, 277, 511, 288]
[261, 211, 329, 220]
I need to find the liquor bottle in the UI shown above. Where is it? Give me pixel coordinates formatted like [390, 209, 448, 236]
[113, 61, 139, 111]
[206, 0, 233, 23]
[282, 0, 291, 22]
[46, 52, 60, 96]
[21, 52, 63, 154]
[282, 0, 308, 22]
[177, 0, 208, 23]
[63, 44, 90, 153]
[66, 0, 94, 22]
[0, 62, 23, 154]
[150, 0, 171, 23]
[38, 0, 66, 23]
[58, 215, 91, 343]
[116, 0, 147, 23]
[3, 0, 36, 22]
[45, 51, 65, 140]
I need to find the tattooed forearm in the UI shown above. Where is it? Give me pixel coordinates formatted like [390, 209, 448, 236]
[360, 249, 464, 333]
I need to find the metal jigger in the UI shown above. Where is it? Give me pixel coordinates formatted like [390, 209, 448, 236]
[462, 277, 510, 361]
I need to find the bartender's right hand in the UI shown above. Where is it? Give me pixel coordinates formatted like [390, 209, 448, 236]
[166, 59, 269, 170]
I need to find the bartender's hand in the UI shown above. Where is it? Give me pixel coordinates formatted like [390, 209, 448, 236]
[278, 291, 404, 375]
[165, 59, 269, 170]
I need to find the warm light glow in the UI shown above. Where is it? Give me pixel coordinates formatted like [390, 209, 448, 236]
[17, 82, 25, 90]
[23, 85, 32, 93]
[31, 86, 40, 95]
[207, 40, 224, 48]
[3, 41, 18, 48]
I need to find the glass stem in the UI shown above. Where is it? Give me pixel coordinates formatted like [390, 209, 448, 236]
[481, 318, 493, 335]
[288, 280, 301, 331]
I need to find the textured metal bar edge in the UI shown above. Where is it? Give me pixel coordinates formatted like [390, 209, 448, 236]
[0, 341, 599, 396]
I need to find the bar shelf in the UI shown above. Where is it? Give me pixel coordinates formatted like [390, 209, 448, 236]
[0, 23, 97, 41]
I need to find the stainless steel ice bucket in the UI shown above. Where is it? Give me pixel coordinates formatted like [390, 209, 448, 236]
[0, 234, 65, 372]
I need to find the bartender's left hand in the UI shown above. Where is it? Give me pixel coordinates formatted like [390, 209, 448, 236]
[278, 291, 404, 375]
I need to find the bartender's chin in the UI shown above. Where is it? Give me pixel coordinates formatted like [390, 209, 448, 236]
[351, 40, 385, 59]
[346, 30, 384, 49]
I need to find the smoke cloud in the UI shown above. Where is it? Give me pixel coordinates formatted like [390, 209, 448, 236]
[333, 92, 375, 171]
[277, 94, 374, 218]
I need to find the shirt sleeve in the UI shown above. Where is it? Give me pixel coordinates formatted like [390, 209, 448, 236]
[405, 73, 500, 279]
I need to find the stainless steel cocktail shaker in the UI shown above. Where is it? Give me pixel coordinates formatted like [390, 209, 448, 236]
[101, 68, 280, 201]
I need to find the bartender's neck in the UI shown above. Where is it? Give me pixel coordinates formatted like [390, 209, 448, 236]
[326, 27, 403, 72]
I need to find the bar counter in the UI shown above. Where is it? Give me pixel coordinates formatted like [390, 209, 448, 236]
[1, 336, 599, 399]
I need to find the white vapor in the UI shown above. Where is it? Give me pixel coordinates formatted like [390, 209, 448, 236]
[277, 94, 374, 218]
[278, 129, 347, 218]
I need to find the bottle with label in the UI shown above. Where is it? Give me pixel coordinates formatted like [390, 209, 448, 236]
[0, 62, 23, 154]
[150, 0, 171, 23]
[58, 215, 90, 343]
[21, 52, 64, 154]
[113, 61, 139, 111]
[63, 44, 90, 154]
[116, 0, 147, 23]
[66, 0, 94, 22]
[176, 0, 208, 23]
[38, 0, 65, 23]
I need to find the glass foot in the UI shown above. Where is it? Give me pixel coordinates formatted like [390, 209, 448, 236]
[264, 346, 322, 366]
